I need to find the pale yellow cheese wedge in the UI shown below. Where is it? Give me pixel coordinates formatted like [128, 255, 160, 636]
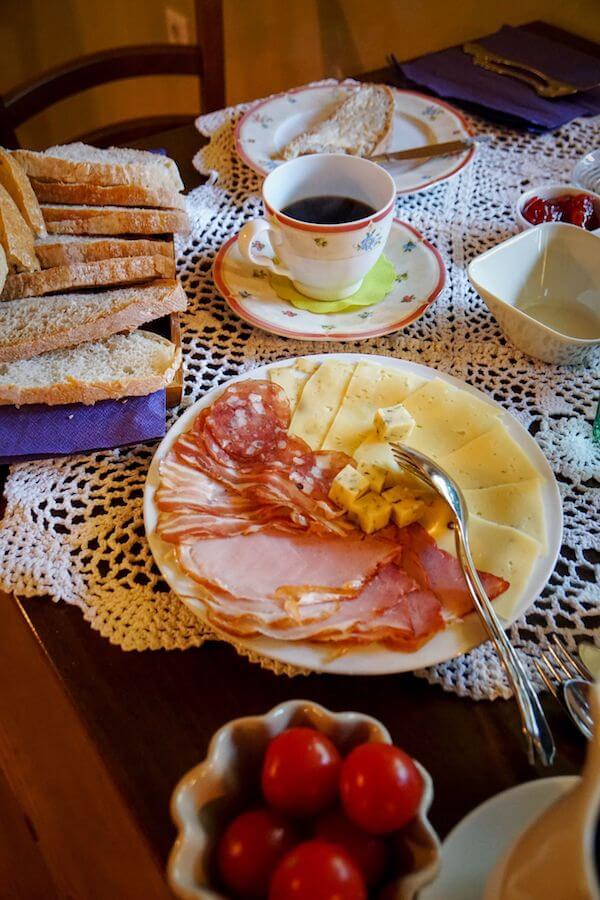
[353, 431, 424, 490]
[289, 360, 355, 449]
[321, 361, 424, 455]
[440, 423, 541, 490]
[269, 358, 318, 414]
[401, 378, 501, 459]
[463, 480, 546, 551]
[435, 514, 541, 618]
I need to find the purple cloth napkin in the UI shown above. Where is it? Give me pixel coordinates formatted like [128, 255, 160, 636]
[401, 25, 600, 130]
[0, 391, 167, 463]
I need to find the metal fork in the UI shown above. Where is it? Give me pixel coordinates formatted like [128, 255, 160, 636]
[390, 442, 555, 766]
[535, 634, 594, 740]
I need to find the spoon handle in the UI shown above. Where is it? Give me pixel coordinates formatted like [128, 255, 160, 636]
[454, 524, 556, 767]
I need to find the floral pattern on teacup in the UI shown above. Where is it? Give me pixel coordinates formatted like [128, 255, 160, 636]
[355, 227, 383, 252]
[402, 240, 416, 252]
[251, 240, 265, 253]
[313, 236, 328, 248]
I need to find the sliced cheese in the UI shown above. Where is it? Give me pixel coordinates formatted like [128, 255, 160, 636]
[435, 514, 541, 618]
[353, 431, 424, 491]
[463, 480, 546, 551]
[401, 379, 501, 459]
[269, 358, 319, 414]
[440, 423, 541, 490]
[289, 360, 355, 449]
[321, 361, 424, 455]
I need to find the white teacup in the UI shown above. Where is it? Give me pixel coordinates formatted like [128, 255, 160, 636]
[238, 154, 396, 300]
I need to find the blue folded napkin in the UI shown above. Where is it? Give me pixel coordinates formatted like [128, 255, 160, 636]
[401, 25, 600, 131]
[0, 391, 167, 463]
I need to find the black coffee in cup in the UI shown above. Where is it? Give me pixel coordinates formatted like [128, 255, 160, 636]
[281, 195, 376, 225]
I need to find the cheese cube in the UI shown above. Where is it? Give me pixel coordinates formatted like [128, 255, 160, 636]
[374, 404, 416, 442]
[382, 484, 420, 504]
[328, 464, 370, 511]
[391, 498, 425, 528]
[357, 460, 387, 494]
[349, 491, 392, 534]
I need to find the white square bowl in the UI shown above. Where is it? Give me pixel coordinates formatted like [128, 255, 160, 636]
[468, 223, 600, 365]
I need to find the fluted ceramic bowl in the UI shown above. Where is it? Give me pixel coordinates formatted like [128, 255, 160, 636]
[168, 700, 441, 900]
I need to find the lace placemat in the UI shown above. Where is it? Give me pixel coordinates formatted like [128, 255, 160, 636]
[0, 84, 598, 700]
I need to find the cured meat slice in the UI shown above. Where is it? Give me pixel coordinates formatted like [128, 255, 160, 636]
[204, 381, 290, 462]
[398, 523, 509, 618]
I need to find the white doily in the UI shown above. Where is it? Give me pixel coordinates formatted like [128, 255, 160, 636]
[1, 85, 598, 700]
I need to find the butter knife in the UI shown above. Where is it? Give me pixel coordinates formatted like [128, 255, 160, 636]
[371, 137, 478, 162]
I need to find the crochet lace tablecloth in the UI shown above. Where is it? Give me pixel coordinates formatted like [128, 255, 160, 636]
[1, 84, 598, 700]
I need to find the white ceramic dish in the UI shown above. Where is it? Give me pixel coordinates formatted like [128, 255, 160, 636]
[235, 83, 474, 194]
[144, 353, 562, 676]
[213, 218, 445, 341]
[515, 182, 600, 234]
[419, 777, 578, 900]
[168, 700, 440, 900]
[469, 222, 600, 365]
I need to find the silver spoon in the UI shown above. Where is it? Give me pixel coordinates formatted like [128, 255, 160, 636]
[390, 443, 556, 767]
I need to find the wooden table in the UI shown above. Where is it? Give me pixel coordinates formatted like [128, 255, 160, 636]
[0, 63, 589, 899]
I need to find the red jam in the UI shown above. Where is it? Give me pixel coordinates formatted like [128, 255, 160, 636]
[522, 192, 598, 230]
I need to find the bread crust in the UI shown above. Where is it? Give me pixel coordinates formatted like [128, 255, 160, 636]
[42, 204, 190, 236]
[31, 179, 186, 210]
[0, 184, 40, 271]
[1, 254, 175, 301]
[0, 150, 47, 237]
[35, 237, 173, 268]
[0, 280, 187, 363]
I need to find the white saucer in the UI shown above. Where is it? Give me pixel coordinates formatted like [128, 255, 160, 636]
[213, 218, 446, 341]
[420, 776, 578, 900]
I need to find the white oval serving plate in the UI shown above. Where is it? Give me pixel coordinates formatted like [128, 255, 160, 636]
[144, 353, 562, 676]
[235, 83, 474, 194]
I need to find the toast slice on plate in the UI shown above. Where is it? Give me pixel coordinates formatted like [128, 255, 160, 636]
[0, 330, 181, 406]
[281, 84, 394, 160]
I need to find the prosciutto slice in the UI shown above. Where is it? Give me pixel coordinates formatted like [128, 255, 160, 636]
[398, 523, 509, 618]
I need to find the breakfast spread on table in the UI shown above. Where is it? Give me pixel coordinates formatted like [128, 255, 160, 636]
[153, 357, 547, 653]
[0, 142, 189, 409]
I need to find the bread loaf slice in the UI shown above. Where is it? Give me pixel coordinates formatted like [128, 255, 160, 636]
[0, 184, 39, 271]
[0, 150, 46, 236]
[0, 279, 187, 362]
[1, 254, 175, 301]
[12, 142, 183, 193]
[42, 203, 189, 235]
[35, 235, 174, 269]
[281, 84, 394, 160]
[0, 330, 181, 406]
[31, 179, 186, 210]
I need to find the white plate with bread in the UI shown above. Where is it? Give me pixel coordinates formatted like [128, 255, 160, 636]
[235, 82, 474, 194]
[0, 142, 190, 422]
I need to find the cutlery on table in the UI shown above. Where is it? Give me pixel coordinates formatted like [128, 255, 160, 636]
[535, 634, 594, 740]
[463, 41, 600, 99]
[390, 442, 556, 766]
[371, 137, 479, 162]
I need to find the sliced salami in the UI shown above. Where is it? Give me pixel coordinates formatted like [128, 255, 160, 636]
[204, 380, 290, 463]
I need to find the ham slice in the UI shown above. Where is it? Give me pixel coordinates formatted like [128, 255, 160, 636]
[398, 523, 509, 617]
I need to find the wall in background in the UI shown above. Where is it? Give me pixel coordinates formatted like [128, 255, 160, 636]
[0, 0, 598, 147]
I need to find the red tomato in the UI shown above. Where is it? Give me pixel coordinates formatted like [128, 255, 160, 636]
[261, 727, 341, 816]
[314, 810, 388, 887]
[269, 840, 367, 900]
[340, 743, 423, 835]
[217, 808, 298, 898]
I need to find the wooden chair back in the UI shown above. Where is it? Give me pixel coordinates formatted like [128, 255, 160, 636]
[0, 0, 224, 148]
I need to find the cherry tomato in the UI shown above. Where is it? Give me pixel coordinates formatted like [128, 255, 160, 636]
[314, 809, 388, 887]
[340, 743, 423, 835]
[261, 728, 341, 816]
[269, 840, 367, 900]
[217, 808, 298, 898]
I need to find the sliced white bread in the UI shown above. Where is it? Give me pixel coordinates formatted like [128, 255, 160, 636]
[0, 245, 6, 294]
[0, 330, 181, 406]
[31, 179, 186, 210]
[12, 142, 183, 193]
[35, 235, 174, 269]
[0, 184, 39, 272]
[1, 254, 175, 301]
[0, 279, 187, 363]
[281, 84, 394, 159]
[0, 149, 46, 236]
[42, 203, 190, 235]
